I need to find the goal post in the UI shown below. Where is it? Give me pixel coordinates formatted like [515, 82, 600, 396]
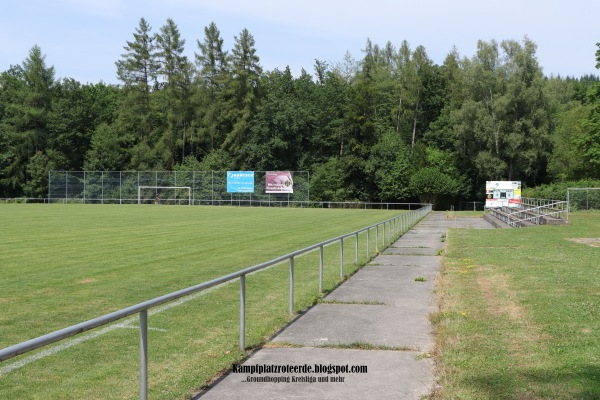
[137, 186, 192, 205]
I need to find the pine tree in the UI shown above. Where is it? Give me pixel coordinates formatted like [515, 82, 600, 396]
[194, 22, 230, 153]
[154, 18, 194, 168]
[115, 18, 158, 167]
[0, 46, 55, 196]
[222, 28, 262, 160]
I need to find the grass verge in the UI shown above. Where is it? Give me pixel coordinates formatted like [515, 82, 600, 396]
[433, 212, 600, 399]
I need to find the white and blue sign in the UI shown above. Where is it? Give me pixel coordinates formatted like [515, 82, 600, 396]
[227, 171, 255, 193]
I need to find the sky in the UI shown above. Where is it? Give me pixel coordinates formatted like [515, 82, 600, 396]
[1, 0, 599, 84]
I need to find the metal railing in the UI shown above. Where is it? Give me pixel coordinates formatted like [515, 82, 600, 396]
[0, 204, 432, 399]
[485, 198, 568, 227]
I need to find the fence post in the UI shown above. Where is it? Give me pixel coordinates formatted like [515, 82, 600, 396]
[139, 310, 148, 400]
[340, 239, 344, 278]
[366, 228, 370, 260]
[240, 275, 246, 351]
[289, 257, 294, 314]
[375, 225, 379, 253]
[355, 232, 359, 265]
[319, 245, 324, 293]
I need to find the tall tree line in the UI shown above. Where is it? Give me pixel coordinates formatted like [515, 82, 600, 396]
[1, 18, 599, 207]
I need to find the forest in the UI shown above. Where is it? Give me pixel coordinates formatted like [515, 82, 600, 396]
[1, 18, 600, 207]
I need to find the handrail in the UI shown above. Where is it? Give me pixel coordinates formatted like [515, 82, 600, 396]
[0, 204, 432, 399]
[506, 199, 568, 227]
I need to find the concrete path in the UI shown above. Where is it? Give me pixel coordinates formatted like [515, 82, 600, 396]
[196, 212, 493, 400]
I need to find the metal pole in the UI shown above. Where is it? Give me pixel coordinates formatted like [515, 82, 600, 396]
[101, 171, 104, 204]
[375, 225, 379, 253]
[240, 275, 245, 351]
[139, 310, 148, 400]
[339, 239, 344, 277]
[366, 228, 370, 259]
[319, 245, 324, 293]
[307, 171, 310, 204]
[355, 232, 359, 265]
[289, 257, 294, 314]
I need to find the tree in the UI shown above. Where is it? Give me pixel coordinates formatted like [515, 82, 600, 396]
[0, 46, 55, 196]
[309, 157, 350, 202]
[115, 18, 158, 169]
[451, 38, 551, 187]
[366, 130, 411, 201]
[154, 18, 194, 169]
[545, 77, 590, 180]
[84, 123, 124, 171]
[115, 17, 157, 140]
[240, 67, 315, 170]
[222, 28, 262, 160]
[409, 167, 462, 209]
[194, 22, 230, 154]
[577, 61, 600, 178]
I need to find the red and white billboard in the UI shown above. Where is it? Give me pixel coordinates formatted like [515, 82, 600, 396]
[265, 171, 294, 193]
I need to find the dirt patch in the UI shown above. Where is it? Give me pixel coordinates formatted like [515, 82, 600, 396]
[77, 278, 97, 284]
[566, 238, 600, 247]
[477, 275, 524, 321]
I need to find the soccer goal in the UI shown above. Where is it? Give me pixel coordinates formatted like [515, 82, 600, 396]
[137, 186, 192, 205]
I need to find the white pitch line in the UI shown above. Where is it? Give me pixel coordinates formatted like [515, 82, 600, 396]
[0, 254, 302, 375]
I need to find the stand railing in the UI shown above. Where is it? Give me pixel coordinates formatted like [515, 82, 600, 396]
[485, 198, 568, 227]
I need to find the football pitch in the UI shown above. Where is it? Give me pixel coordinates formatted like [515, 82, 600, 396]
[0, 204, 404, 399]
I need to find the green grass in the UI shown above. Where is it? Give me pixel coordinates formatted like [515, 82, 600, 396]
[0, 204, 407, 399]
[434, 212, 600, 399]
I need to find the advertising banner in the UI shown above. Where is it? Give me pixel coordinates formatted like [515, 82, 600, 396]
[227, 171, 255, 193]
[265, 171, 294, 193]
[485, 181, 521, 208]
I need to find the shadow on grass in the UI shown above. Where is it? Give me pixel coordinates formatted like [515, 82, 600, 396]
[463, 363, 600, 399]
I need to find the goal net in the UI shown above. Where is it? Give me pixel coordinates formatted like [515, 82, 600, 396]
[137, 186, 191, 205]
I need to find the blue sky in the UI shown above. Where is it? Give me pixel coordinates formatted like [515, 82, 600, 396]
[1, 0, 599, 84]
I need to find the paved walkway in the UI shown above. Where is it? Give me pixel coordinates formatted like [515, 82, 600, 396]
[196, 212, 493, 399]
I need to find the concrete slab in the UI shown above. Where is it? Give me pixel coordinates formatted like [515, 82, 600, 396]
[367, 255, 439, 267]
[196, 348, 434, 400]
[323, 266, 436, 307]
[271, 304, 434, 350]
[382, 247, 440, 256]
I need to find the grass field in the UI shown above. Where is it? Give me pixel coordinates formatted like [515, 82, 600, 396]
[435, 212, 600, 399]
[0, 204, 406, 399]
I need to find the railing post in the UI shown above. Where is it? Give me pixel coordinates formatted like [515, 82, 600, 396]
[375, 225, 379, 253]
[139, 310, 148, 400]
[355, 232, 359, 265]
[366, 228, 370, 260]
[340, 238, 344, 278]
[240, 275, 246, 351]
[319, 245, 324, 293]
[383, 222, 386, 247]
[289, 257, 294, 314]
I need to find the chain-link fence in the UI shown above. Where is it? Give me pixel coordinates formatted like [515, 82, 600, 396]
[48, 171, 310, 205]
[567, 188, 600, 211]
